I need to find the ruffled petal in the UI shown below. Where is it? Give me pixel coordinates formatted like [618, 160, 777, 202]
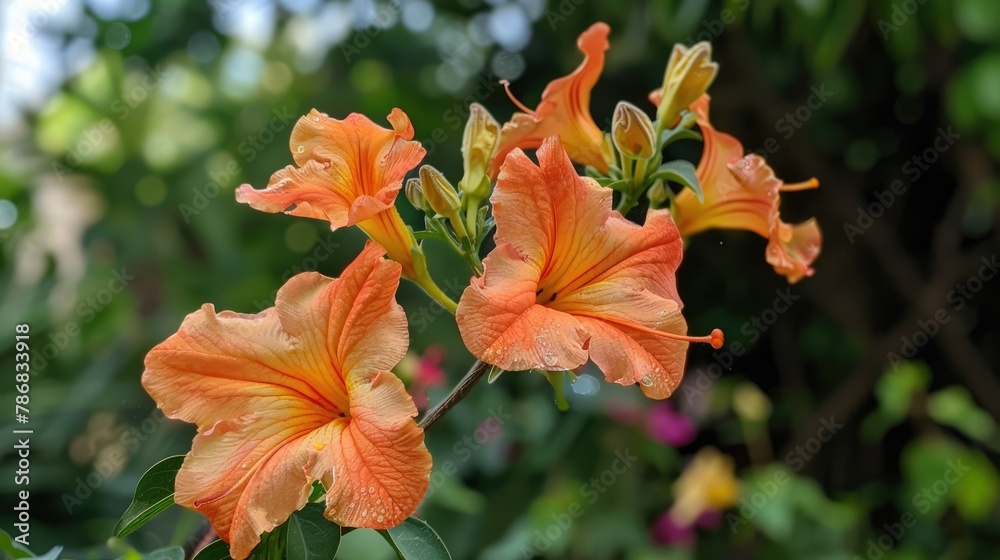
[460, 138, 695, 393]
[766, 218, 821, 283]
[323, 370, 431, 529]
[493, 23, 613, 174]
[174, 406, 342, 560]
[237, 109, 424, 228]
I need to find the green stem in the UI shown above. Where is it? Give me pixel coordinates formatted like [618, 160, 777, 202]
[615, 190, 641, 215]
[412, 272, 458, 313]
[419, 360, 491, 430]
[465, 198, 481, 241]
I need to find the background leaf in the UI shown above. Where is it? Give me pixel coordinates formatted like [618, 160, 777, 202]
[378, 517, 452, 560]
[114, 455, 185, 537]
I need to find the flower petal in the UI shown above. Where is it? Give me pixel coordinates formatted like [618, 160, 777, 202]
[142, 304, 339, 432]
[237, 109, 425, 228]
[323, 370, 431, 529]
[493, 23, 613, 174]
[673, 95, 822, 283]
[460, 137, 694, 393]
[766, 218, 821, 283]
[174, 406, 342, 560]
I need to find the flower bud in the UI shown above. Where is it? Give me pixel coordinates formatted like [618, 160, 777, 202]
[419, 165, 461, 217]
[653, 42, 718, 126]
[646, 180, 669, 208]
[612, 101, 656, 159]
[458, 103, 500, 199]
[405, 177, 429, 212]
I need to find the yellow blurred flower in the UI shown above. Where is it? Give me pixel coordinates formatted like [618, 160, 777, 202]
[670, 447, 741, 525]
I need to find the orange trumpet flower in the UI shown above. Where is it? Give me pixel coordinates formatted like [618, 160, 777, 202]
[236, 109, 425, 279]
[493, 22, 615, 175]
[671, 95, 821, 283]
[142, 243, 431, 559]
[457, 137, 722, 399]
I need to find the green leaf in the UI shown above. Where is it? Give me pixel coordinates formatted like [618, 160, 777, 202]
[0, 530, 35, 559]
[191, 540, 232, 560]
[140, 547, 186, 560]
[378, 517, 452, 560]
[658, 127, 702, 148]
[286, 503, 342, 560]
[649, 160, 702, 202]
[114, 455, 185, 538]
[34, 547, 64, 560]
[486, 365, 505, 384]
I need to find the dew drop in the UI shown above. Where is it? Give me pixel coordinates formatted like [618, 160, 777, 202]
[640, 375, 653, 387]
[377, 515, 384, 522]
[359, 487, 366, 494]
[368, 486, 375, 494]
[543, 352, 558, 367]
[241, 462, 248, 469]
[376, 499, 382, 505]
[361, 509, 368, 517]
[312, 116, 320, 122]
[349, 502, 355, 508]
[296, 145, 305, 153]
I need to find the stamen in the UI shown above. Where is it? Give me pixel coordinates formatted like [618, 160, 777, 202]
[654, 327, 724, 349]
[781, 177, 819, 192]
[613, 321, 724, 349]
[500, 79, 537, 117]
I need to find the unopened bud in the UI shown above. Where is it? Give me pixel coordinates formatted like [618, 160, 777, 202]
[459, 103, 500, 199]
[653, 42, 718, 126]
[612, 101, 656, 159]
[419, 165, 461, 217]
[647, 181, 669, 207]
[405, 177, 429, 212]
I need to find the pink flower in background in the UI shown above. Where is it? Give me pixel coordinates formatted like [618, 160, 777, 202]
[406, 345, 447, 411]
[646, 401, 696, 446]
[651, 510, 695, 547]
[416, 345, 447, 387]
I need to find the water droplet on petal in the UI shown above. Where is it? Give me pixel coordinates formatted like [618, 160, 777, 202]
[297, 145, 305, 153]
[312, 116, 320, 122]
[543, 352, 558, 367]
[349, 502, 355, 508]
[241, 462, 248, 469]
[361, 509, 368, 517]
[640, 375, 653, 387]
[377, 515, 384, 522]
[368, 486, 375, 494]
